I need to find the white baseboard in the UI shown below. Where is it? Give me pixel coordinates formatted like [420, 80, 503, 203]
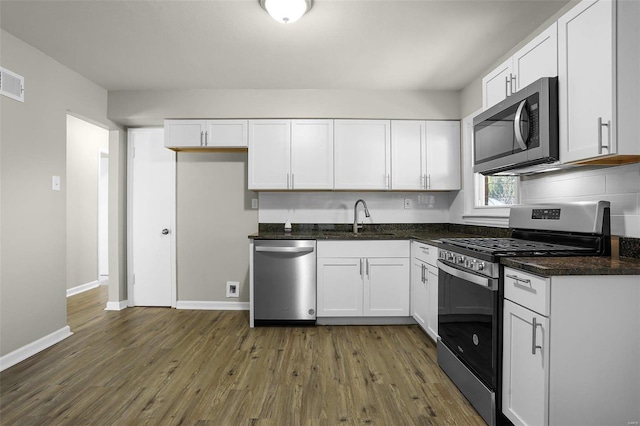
[104, 300, 129, 311]
[0, 326, 73, 372]
[67, 280, 100, 297]
[176, 300, 249, 311]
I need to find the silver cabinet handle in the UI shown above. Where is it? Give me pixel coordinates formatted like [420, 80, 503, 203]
[366, 258, 370, 277]
[204, 131, 208, 147]
[291, 173, 294, 189]
[506, 273, 531, 286]
[532, 317, 542, 355]
[255, 246, 314, 253]
[514, 100, 530, 151]
[200, 131, 204, 146]
[505, 75, 510, 98]
[510, 73, 517, 94]
[597, 117, 610, 154]
[360, 258, 363, 277]
[421, 263, 425, 282]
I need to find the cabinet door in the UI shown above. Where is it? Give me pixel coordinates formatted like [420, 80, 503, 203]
[248, 120, 291, 190]
[206, 120, 248, 148]
[512, 23, 558, 91]
[425, 264, 439, 341]
[482, 58, 512, 110]
[164, 120, 206, 148]
[425, 121, 461, 190]
[502, 300, 550, 426]
[558, 0, 614, 163]
[364, 257, 410, 316]
[411, 258, 428, 330]
[317, 258, 363, 317]
[334, 120, 391, 190]
[291, 119, 334, 189]
[391, 120, 425, 190]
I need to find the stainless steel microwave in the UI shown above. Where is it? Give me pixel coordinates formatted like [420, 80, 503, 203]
[473, 77, 559, 175]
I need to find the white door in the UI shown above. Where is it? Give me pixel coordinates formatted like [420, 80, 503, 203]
[291, 119, 334, 189]
[411, 258, 428, 330]
[317, 257, 363, 317]
[334, 120, 391, 190]
[482, 58, 512, 109]
[558, 0, 614, 163]
[129, 128, 175, 307]
[502, 299, 549, 426]
[426, 121, 461, 190]
[364, 257, 410, 316]
[248, 120, 291, 190]
[391, 120, 425, 190]
[425, 264, 439, 341]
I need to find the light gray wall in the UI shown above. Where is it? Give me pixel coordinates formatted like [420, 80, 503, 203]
[108, 89, 461, 127]
[0, 29, 116, 357]
[66, 115, 108, 290]
[108, 128, 127, 304]
[176, 151, 258, 303]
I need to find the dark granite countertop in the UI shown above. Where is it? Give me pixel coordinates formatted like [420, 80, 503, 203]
[501, 256, 640, 276]
[248, 224, 483, 246]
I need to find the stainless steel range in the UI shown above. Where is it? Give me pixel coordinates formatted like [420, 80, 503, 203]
[436, 201, 611, 426]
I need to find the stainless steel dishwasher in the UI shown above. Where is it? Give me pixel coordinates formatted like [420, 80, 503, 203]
[253, 240, 316, 326]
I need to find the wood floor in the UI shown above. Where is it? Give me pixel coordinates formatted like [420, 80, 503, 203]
[1, 286, 485, 425]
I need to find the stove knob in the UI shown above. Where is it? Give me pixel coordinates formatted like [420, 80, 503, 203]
[456, 256, 464, 264]
[477, 262, 485, 271]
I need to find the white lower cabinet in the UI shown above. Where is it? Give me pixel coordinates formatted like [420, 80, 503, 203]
[502, 267, 640, 426]
[317, 241, 410, 317]
[410, 241, 439, 341]
[502, 299, 549, 426]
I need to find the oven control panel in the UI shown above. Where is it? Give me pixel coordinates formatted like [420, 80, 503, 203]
[531, 208, 561, 220]
[438, 249, 499, 279]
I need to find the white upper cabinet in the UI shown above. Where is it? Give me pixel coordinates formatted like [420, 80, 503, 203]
[391, 120, 425, 190]
[334, 120, 391, 190]
[482, 59, 513, 110]
[164, 119, 248, 149]
[425, 121, 461, 190]
[291, 119, 334, 190]
[391, 120, 460, 191]
[482, 23, 558, 110]
[248, 119, 334, 190]
[558, 0, 639, 164]
[248, 120, 291, 190]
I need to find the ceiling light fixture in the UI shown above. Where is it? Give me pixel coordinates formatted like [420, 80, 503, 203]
[259, 0, 312, 24]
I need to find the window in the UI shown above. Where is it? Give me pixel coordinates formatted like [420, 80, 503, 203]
[475, 174, 518, 207]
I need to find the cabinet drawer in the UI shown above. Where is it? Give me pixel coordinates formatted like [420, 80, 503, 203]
[503, 267, 549, 316]
[317, 240, 409, 258]
[411, 241, 438, 266]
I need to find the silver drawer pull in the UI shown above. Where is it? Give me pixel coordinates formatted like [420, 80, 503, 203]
[506, 273, 531, 285]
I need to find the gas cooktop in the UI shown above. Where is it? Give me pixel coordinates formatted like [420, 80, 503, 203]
[438, 237, 593, 256]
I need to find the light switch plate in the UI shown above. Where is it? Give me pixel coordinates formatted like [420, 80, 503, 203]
[251, 198, 258, 209]
[52, 176, 61, 191]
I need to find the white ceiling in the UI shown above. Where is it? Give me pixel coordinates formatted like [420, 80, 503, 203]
[0, 0, 569, 92]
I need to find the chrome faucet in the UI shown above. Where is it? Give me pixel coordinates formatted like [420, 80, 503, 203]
[353, 199, 370, 234]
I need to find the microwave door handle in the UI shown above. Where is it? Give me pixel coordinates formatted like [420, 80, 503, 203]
[514, 99, 529, 151]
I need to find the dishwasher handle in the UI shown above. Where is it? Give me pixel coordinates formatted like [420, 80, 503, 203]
[255, 246, 315, 254]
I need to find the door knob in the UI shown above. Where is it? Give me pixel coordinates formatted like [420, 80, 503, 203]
[162, 229, 170, 235]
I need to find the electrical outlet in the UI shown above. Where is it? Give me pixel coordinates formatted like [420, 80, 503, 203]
[251, 198, 258, 209]
[226, 281, 239, 298]
[404, 198, 412, 209]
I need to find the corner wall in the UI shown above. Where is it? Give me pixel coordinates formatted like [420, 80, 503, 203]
[0, 29, 112, 357]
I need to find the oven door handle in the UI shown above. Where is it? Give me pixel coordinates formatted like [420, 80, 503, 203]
[438, 260, 497, 290]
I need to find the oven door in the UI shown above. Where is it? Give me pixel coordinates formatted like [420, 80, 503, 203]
[437, 260, 498, 389]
